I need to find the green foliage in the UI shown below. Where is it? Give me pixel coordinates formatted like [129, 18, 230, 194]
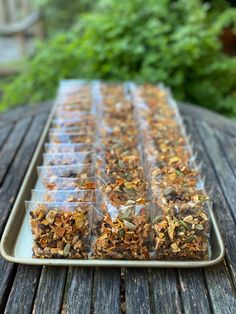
[2, 0, 236, 115]
[38, 0, 94, 36]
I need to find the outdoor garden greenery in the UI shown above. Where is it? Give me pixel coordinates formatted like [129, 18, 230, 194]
[1, 0, 236, 115]
[37, 0, 95, 36]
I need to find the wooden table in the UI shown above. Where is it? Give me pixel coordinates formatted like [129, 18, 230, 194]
[0, 102, 236, 314]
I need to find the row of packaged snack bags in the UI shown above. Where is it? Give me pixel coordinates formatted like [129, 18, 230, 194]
[28, 81, 99, 259]
[91, 84, 153, 260]
[27, 80, 211, 260]
[130, 83, 211, 260]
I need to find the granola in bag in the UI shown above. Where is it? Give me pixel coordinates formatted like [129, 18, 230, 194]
[27, 202, 92, 259]
[45, 143, 93, 154]
[38, 164, 95, 179]
[152, 206, 210, 260]
[50, 126, 94, 134]
[49, 132, 95, 144]
[92, 205, 151, 260]
[31, 189, 96, 203]
[43, 152, 94, 166]
[52, 118, 96, 129]
[42, 177, 96, 191]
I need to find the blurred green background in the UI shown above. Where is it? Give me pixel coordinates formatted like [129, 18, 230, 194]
[0, 0, 236, 117]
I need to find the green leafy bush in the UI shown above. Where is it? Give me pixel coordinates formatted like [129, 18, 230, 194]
[2, 0, 236, 115]
[38, 0, 94, 36]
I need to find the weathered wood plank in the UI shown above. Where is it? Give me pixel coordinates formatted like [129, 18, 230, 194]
[0, 101, 51, 126]
[4, 265, 42, 314]
[178, 103, 236, 137]
[168, 118, 215, 314]
[33, 266, 67, 314]
[205, 262, 236, 314]
[62, 267, 93, 314]
[125, 269, 151, 314]
[0, 259, 16, 313]
[0, 125, 13, 150]
[93, 268, 121, 314]
[187, 120, 236, 284]
[183, 118, 236, 288]
[150, 269, 182, 314]
[0, 116, 31, 185]
[194, 121, 236, 222]
[216, 132, 236, 180]
[0, 113, 48, 312]
[0, 113, 48, 235]
[179, 269, 211, 314]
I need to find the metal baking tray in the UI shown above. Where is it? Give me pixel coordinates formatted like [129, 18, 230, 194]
[0, 81, 225, 267]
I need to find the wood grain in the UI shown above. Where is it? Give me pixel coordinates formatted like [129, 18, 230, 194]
[0, 113, 49, 235]
[196, 121, 236, 222]
[0, 259, 16, 313]
[150, 269, 182, 314]
[205, 263, 236, 314]
[179, 269, 211, 314]
[0, 102, 51, 126]
[63, 267, 93, 314]
[0, 113, 48, 313]
[184, 118, 236, 287]
[0, 117, 31, 185]
[125, 269, 151, 314]
[93, 268, 121, 314]
[0, 125, 13, 150]
[33, 266, 67, 314]
[4, 265, 41, 314]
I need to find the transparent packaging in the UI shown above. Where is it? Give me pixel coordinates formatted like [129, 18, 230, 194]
[52, 118, 96, 129]
[49, 132, 95, 144]
[96, 150, 142, 173]
[131, 83, 211, 260]
[56, 100, 93, 111]
[55, 110, 94, 119]
[92, 204, 151, 260]
[45, 143, 94, 154]
[27, 201, 92, 259]
[57, 92, 92, 99]
[150, 203, 210, 261]
[58, 89, 91, 99]
[40, 177, 96, 190]
[43, 152, 94, 166]
[31, 189, 96, 203]
[37, 164, 95, 179]
[54, 112, 95, 120]
[49, 126, 94, 134]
